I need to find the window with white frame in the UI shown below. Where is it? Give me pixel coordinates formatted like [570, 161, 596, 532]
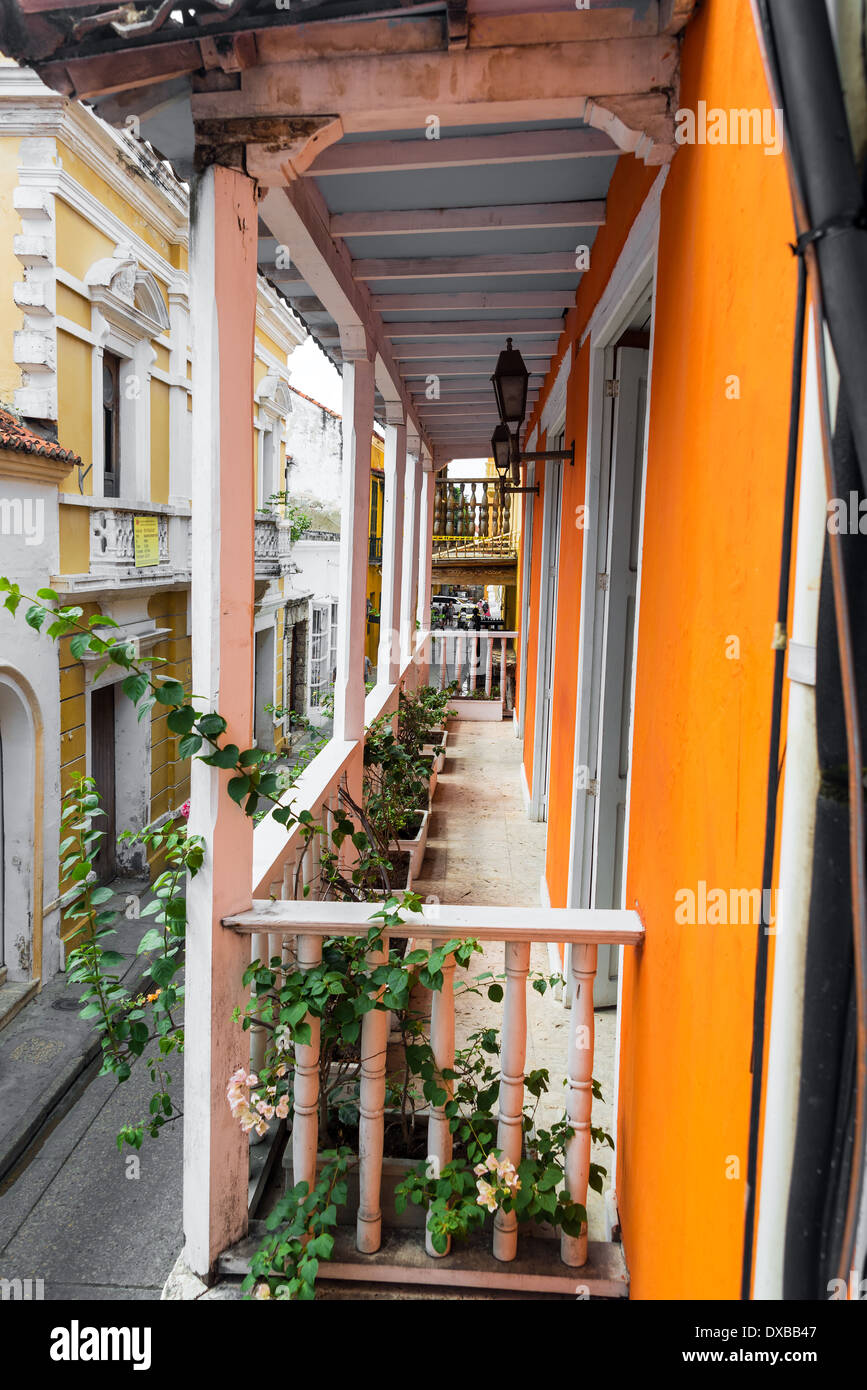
[310, 603, 330, 708]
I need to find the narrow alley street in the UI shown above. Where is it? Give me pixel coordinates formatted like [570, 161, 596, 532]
[0, 883, 183, 1301]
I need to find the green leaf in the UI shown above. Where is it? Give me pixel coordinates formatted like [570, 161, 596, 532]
[178, 734, 203, 759]
[154, 681, 186, 706]
[136, 929, 165, 955]
[200, 744, 240, 769]
[24, 604, 46, 632]
[487, 983, 504, 1003]
[197, 713, 227, 738]
[227, 775, 251, 804]
[167, 706, 197, 734]
[69, 633, 93, 660]
[36, 587, 59, 602]
[98, 950, 127, 969]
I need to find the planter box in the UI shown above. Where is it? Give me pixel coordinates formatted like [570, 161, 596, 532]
[448, 697, 504, 721]
[397, 808, 430, 879]
[423, 729, 448, 774]
[283, 1116, 430, 1231]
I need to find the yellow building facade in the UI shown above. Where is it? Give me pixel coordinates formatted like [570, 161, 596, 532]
[0, 60, 306, 987]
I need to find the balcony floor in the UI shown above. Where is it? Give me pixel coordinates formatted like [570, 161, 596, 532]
[413, 718, 618, 1244]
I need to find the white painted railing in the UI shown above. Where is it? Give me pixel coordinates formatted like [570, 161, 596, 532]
[224, 898, 643, 1272]
[431, 629, 517, 705]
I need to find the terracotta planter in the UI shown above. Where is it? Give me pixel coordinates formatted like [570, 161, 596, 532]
[397, 808, 430, 879]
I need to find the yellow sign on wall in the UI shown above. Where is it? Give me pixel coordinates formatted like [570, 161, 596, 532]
[134, 515, 160, 567]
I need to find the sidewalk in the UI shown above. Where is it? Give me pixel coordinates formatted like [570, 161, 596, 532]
[0, 879, 157, 1192]
[0, 876, 184, 1300]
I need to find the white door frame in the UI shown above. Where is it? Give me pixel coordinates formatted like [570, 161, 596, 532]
[529, 444, 565, 822]
[564, 170, 666, 1191]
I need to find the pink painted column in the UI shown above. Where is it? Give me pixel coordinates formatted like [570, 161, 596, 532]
[416, 461, 435, 684]
[377, 402, 406, 686]
[183, 164, 257, 1279]
[401, 451, 423, 667]
[333, 327, 375, 743]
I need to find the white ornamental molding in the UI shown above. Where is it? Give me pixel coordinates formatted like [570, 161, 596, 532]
[13, 138, 58, 421]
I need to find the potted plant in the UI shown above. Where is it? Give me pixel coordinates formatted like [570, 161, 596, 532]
[233, 913, 612, 1298]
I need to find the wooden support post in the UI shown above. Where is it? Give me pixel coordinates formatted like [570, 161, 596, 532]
[426, 944, 456, 1257]
[183, 164, 257, 1280]
[561, 943, 597, 1267]
[493, 940, 530, 1262]
[500, 637, 507, 710]
[401, 452, 423, 665]
[378, 404, 406, 686]
[416, 464, 434, 683]
[357, 935, 388, 1252]
[292, 933, 323, 1194]
[334, 330, 374, 743]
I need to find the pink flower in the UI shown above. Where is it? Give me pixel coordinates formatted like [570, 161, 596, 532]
[179, 800, 190, 821]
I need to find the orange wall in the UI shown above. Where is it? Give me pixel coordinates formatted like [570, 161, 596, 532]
[617, 0, 796, 1298]
[521, 0, 796, 1296]
[535, 153, 657, 904]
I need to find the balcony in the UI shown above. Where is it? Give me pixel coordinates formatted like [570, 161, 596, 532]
[432, 480, 518, 585]
[254, 513, 294, 580]
[56, 496, 191, 595]
[219, 669, 639, 1298]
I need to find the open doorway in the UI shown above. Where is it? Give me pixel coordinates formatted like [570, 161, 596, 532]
[91, 684, 117, 884]
[568, 270, 655, 1018]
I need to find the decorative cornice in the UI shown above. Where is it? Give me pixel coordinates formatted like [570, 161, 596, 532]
[0, 445, 73, 484]
[0, 64, 189, 246]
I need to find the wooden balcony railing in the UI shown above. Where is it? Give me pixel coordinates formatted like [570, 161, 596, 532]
[433, 479, 513, 550]
[223, 898, 643, 1290]
[431, 629, 518, 708]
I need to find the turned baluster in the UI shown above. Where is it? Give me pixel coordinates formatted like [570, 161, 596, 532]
[426, 942, 456, 1257]
[485, 635, 494, 696]
[500, 637, 507, 709]
[455, 632, 463, 692]
[292, 933, 322, 1195]
[440, 631, 447, 690]
[470, 633, 480, 691]
[493, 939, 530, 1261]
[249, 934, 269, 1074]
[357, 933, 388, 1252]
[561, 942, 598, 1267]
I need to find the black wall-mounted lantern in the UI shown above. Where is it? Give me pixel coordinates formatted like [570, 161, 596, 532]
[491, 337, 529, 428]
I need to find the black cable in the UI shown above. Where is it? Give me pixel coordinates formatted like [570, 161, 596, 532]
[740, 250, 807, 1302]
[747, 0, 867, 1297]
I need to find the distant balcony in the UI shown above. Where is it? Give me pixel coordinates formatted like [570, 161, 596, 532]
[255, 513, 294, 580]
[368, 534, 383, 566]
[56, 496, 191, 594]
[432, 480, 517, 581]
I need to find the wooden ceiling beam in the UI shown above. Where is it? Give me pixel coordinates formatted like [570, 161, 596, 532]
[354, 252, 580, 280]
[374, 290, 572, 312]
[332, 200, 605, 238]
[384, 318, 563, 338]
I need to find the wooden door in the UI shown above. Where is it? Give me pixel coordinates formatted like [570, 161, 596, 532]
[91, 685, 117, 884]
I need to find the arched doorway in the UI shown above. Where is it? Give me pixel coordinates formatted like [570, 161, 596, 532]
[0, 673, 40, 983]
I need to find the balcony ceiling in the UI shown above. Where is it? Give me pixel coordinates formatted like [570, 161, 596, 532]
[0, 0, 694, 462]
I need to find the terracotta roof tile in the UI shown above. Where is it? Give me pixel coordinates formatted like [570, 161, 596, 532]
[0, 408, 81, 465]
